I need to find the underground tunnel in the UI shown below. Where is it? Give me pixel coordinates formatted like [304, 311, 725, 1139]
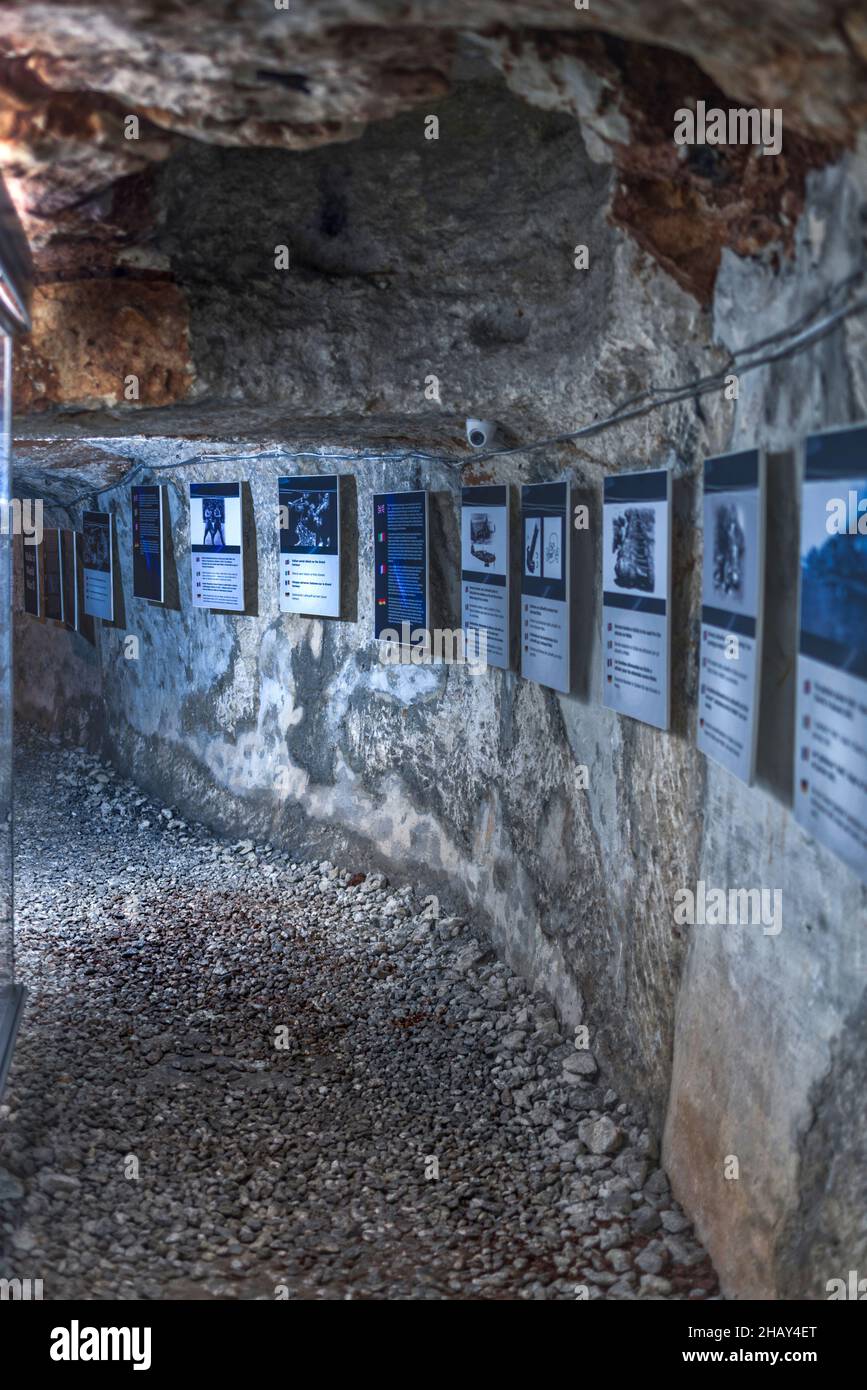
[0, 0, 865, 1334]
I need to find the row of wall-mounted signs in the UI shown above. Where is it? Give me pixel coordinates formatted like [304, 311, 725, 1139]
[18, 427, 867, 883]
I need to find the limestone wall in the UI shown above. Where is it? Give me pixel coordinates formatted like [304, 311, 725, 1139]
[11, 82, 867, 1299]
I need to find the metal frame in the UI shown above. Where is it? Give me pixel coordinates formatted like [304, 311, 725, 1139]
[0, 175, 32, 1100]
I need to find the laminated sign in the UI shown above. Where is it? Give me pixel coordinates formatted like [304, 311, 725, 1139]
[82, 511, 114, 622]
[697, 449, 766, 784]
[794, 424, 867, 883]
[278, 474, 341, 619]
[132, 484, 166, 603]
[602, 469, 671, 730]
[190, 482, 244, 612]
[520, 481, 570, 693]
[373, 490, 429, 642]
[461, 484, 510, 671]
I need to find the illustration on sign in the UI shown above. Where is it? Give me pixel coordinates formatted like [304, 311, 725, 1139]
[279, 475, 341, 619]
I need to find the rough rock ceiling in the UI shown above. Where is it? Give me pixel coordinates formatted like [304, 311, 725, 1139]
[2, 1, 862, 220]
[0, 1, 863, 411]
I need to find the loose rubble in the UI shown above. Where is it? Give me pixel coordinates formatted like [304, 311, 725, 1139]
[0, 729, 719, 1300]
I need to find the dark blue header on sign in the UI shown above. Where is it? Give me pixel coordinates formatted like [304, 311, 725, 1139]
[705, 450, 759, 492]
[279, 475, 338, 495]
[604, 592, 666, 616]
[800, 628, 867, 678]
[462, 484, 507, 509]
[604, 469, 668, 504]
[805, 425, 867, 481]
[191, 482, 241, 498]
[701, 606, 757, 637]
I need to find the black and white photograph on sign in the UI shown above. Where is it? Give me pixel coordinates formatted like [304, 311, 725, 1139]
[698, 450, 765, 786]
[82, 510, 114, 621]
[461, 484, 510, 671]
[794, 424, 867, 884]
[281, 481, 338, 553]
[704, 491, 763, 619]
[82, 515, 110, 570]
[520, 481, 570, 694]
[279, 475, 341, 619]
[612, 507, 655, 592]
[462, 507, 506, 576]
[603, 470, 671, 731]
[524, 517, 541, 577]
[702, 505, 761, 618]
[799, 490, 867, 654]
[543, 515, 563, 581]
[711, 503, 745, 601]
[204, 498, 224, 546]
[190, 482, 244, 612]
[603, 500, 668, 601]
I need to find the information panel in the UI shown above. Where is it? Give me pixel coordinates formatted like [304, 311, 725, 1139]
[43, 527, 64, 623]
[74, 533, 95, 641]
[603, 469, 671, 730]
[82, 510, 114, 621]
[60, 529, 76, 631]
[520, 481, 570, 693]
[697, 449, 766, 784]
[190, 482, 244, 612]
[461, 484, 510, 671]
[278, 474, 340, 618]
[794, 424, 867, 883]
[22, 534, 40, 617]
[373, 490, 429, 641]
[132, 484, 165, 603]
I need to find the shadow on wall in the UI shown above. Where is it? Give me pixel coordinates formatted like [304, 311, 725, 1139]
[161, 482, 182, 612]
[756, 448, 799, 804]
[339, 474, 358, 623]
[570, 478, 596, 704]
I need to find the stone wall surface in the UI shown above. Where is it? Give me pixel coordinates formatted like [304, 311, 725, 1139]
[663, 154, 867, 1300]
[10, 72, 867, 1302]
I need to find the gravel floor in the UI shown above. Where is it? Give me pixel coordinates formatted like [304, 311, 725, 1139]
[0, 729, 719, 1300]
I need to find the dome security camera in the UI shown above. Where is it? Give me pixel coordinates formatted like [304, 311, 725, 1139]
[466, 418, 498, 450]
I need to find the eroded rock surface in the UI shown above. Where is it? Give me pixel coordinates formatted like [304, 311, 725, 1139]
[0, 0, 857, 408]
[0, 730, 718, 1300]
